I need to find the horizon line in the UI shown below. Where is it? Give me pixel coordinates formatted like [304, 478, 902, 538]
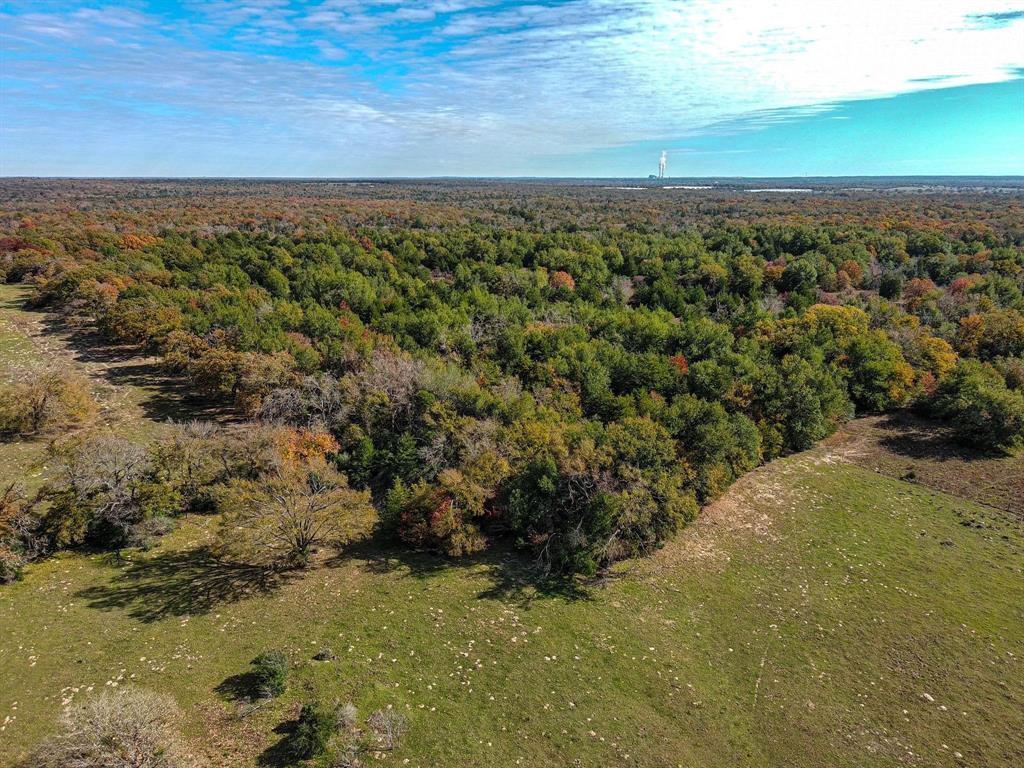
[3, 174, 1024, 182]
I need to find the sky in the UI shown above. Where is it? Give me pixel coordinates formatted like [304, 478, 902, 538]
[1, 1, 1022, 177]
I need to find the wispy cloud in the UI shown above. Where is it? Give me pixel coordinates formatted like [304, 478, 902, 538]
[966, 8, 1024, 27]
[1, 0, 1022, 175]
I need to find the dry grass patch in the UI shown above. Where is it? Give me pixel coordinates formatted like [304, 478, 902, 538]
[825, 413, 1024, 518]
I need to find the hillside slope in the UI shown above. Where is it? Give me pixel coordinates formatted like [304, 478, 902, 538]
[1, 438, 1021, 767]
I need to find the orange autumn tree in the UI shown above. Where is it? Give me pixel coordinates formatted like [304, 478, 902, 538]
[549, 270, 576, 292]
[122, 233, 158, 251]
[276, 427, 340, 468]
[669, 353, 689, 374]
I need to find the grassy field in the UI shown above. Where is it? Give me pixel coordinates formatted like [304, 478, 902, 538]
[1, 284, 1023, 767]
[825, 413, 1024, 519]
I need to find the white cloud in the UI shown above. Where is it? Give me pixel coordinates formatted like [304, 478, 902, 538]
[1, 0, 1022, 174]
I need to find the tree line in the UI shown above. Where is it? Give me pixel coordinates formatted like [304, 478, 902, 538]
[2, 193, 1023, 579]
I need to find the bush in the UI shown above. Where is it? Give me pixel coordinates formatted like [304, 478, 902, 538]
[291, 701, 337, 759]
[0, 546, 25, 584]
[315, 704, 408, 766]
[251, 650, 288, 698]
[929, 360, 1024, 453]
[0, 482, 39, 583]
[336, 701, 359, 731]
[366, 708, 408, 751]
[25, 687, 186, 768]
[0, 369, 96, 437]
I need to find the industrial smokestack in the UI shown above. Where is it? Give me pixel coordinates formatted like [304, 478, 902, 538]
[658, 150, 667, 179]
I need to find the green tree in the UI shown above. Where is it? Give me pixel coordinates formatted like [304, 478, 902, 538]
[929, 361, 1024, 453]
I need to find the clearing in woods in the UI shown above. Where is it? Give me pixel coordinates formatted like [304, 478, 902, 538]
[0, 282, 1022, 767]
[0, 282, 227, 490]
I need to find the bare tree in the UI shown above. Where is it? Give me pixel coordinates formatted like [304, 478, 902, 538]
[349, 350, 424, 428]
[258, 374, 352, 431]
[210, 423, 282, 481]
[26, 687, 189, 768]
[41, 433, 160, 549]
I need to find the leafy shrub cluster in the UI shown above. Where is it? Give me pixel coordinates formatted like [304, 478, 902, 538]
[3, 194, 1023, 575]
[251, 649, 289, 699]
[288, 700, 407, 764]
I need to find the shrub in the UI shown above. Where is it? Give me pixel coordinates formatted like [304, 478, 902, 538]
[291, 701, 337, 759]
[928, 360, 1024, 453]
[251, 650, 288, 698]
[25, 687, 187, 768]
[318, 704, 408, 766]
[366, 708, 408, 751]
[0, 369, 96, 437]
[336, 701, 359, 731]
[0, 546, 25, 584]
[0, 482, 40, 583]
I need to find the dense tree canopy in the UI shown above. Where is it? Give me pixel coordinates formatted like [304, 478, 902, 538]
[3, 181, 1023, 575]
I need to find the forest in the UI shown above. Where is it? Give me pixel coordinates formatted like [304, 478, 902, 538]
[2, 180, 1023, 583]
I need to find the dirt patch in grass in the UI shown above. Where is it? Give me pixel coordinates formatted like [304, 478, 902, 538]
[824, 412, 1024, 519]
[649, 460, 794, 572]
[651, 412, 1023, 580]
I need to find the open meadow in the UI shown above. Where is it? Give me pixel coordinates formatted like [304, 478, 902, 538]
[2, 429, 1021, 767]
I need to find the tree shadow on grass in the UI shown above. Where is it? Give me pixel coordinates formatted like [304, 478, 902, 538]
[215, 670, 261, 702]
[76, 546, 293, 622]
[39, 315, 235, 424]
[257, 717, 301, 768]
[337, 538, 593, 606]
[875, 412, 1001, 462]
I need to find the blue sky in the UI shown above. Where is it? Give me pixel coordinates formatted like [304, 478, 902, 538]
[1, 1, 1022, 177]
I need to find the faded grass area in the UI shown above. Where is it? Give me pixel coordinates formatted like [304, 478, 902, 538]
[824, 413, 1024, 519]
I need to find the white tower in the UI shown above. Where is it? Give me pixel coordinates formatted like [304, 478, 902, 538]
[658, 150, 667, 179]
